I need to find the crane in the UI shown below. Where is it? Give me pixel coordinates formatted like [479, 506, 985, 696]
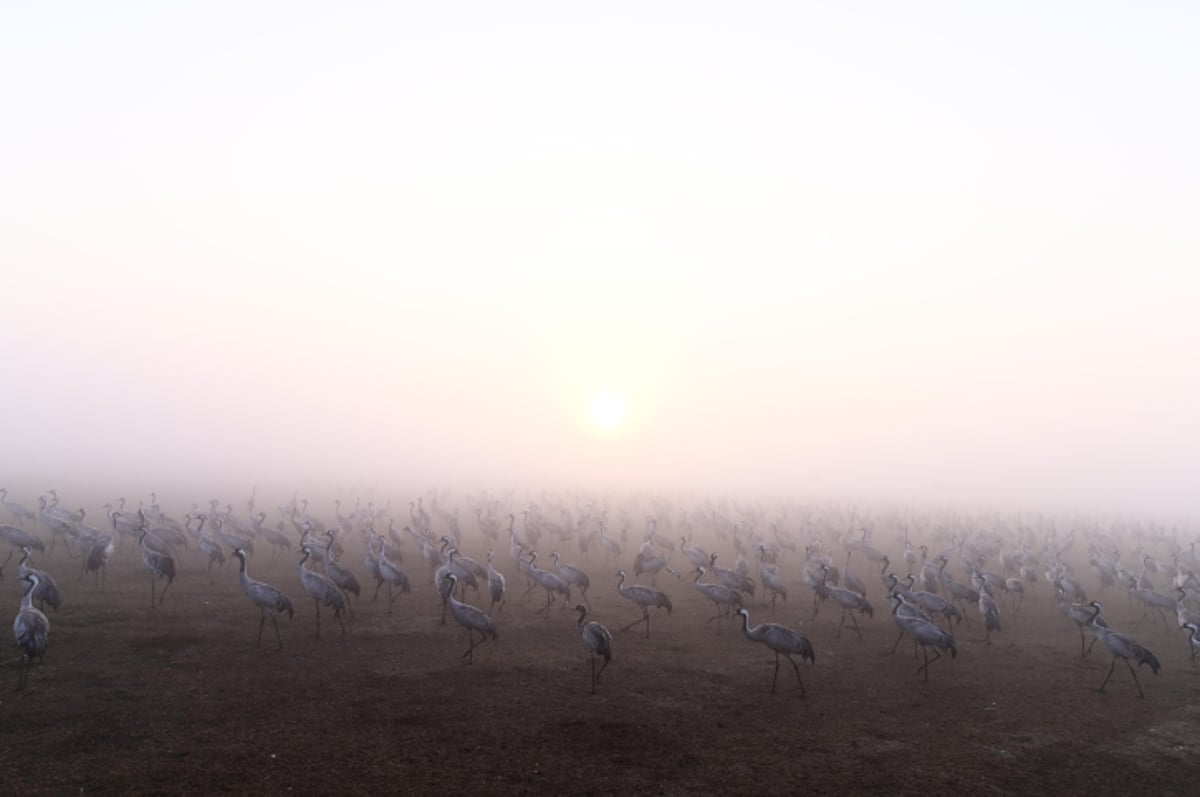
[575, 604, 613, 694]
[615, 570, 672, 639]
[13, 573, 50, 691]
[735, 608, 814, 695]
[443, 574, 497, 664]
[231, 548, 293, 648]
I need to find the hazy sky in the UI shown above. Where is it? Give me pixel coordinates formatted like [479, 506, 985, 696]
[3, 2, 1197, 514]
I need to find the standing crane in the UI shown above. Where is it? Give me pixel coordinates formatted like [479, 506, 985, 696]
[0, 489, 37, 528]
[735, 608, 815, 695]
[297, 545, 347, 638]
[551, 551, 591, 608]
[443, 574, 497, 664]
[13, 573, 50, 691]
[138, 526, 176, 608]
[18, 547, 62, 612]
[692, 566, 744, 634]
[232, 548, 293, 649]
[575, 604, 613, 694]
[375, 535, 411, 613]
[1092, 623, 1160, 698]
[486, 549, 506, 615]
[889, 594, 957, 682]
[615, 570, 673, 639]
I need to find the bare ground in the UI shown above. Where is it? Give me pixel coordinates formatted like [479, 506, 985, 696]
[2, 542, 1198, 795]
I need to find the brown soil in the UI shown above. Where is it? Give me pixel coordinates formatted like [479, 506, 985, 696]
[2, 539, 1198, 795]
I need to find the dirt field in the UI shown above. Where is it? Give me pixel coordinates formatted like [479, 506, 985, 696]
[2, 519, 1198, 796]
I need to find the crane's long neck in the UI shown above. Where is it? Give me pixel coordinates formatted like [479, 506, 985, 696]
[576, 606, 587, 627]
[236, 552, 248, 574]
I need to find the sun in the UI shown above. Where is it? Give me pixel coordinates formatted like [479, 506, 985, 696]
[588, 390, 628, 430]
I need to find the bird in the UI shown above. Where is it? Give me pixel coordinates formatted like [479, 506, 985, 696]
[889, 595, 957, 682]
[615, 570, 672, 638]
[17, 547, 61, 612]
[0, 489, 37, 528]
[1058, 599, 1108, 658]
[527, 551, 571, 617]
[375, 535, 411, 613]
[681, 536, 711, 569]
[575, 604, 613, 694]
[902, 574, 963, 630]
[443, 574, 497, 664]
[976, 578, 1002, 644]
[820, 564, 874, 640]
[692, 566, 744, 633]
[1, 524, 46, 580]
[1092, 623, 1160, 698]
[486, 549, 506, 615]
[297, 545, 347, 638]
[735, 608, 815, 695]
[80, 533, 114, 590]
[551, 551, 591, 608]
[709, 553, 755, 597]
[842, 549, 867, 597]
[138, 527, 176, 608]
[13, 573, 50, 691]
[757, 545, 787, 609]
[1181, 622, 1200, 667]
[232, 548, 293, 649]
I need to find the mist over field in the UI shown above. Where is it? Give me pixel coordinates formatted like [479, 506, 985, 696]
[2, 7, 1199, 790]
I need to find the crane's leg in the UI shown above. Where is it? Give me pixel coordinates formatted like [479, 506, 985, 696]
[150, 577, 157, 609]
[645, 608, 651, 639]
[271, 613, 283, 649]
[1085, 634, 1099, 657]
[589, 652, 597, 694]
[1158, 609, 1170, 632]
[159, 577, 172, 606]
[372, 580, 382, 602]
[620, 610, 648, 634]
[1099, 656, 1117, 692]
[335, 608, 346, 637]
[917, 648, 942, 679]
[1125, 658, 1145, 698]
[463, 628, 475, 664]
[257, 609, 267, 646]
[836, 610, 846, 639]
[770, 651, 780, 693]
[787, 653, 806, 697]
[1078, 626, 1086, 658]
[596, 655, 609, 682]
[313, 599, 321, 638]
[849, 611, 862, 641]
[891, 628, 906, 654]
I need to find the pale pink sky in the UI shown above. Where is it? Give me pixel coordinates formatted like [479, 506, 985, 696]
[2, 3, 1197, 515]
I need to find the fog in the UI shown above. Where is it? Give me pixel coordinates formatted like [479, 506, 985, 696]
[3, 3, 1198, 518]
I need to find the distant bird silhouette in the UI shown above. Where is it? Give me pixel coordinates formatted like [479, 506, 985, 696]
[575, 604, 613, 694]
[232, 548, 293, 649]
[735, 608, 815, 695]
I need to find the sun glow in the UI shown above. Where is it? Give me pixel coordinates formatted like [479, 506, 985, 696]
[588, 390, 629, 430]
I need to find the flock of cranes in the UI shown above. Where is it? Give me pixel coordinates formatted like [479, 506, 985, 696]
[2, 486, 1198, 702]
